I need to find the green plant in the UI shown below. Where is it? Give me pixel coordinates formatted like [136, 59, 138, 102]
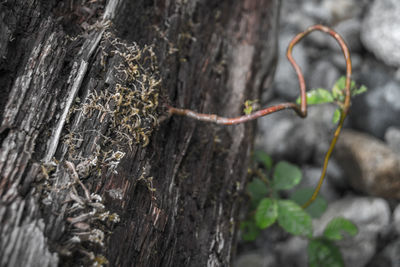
[296, 76, 367, 124]
[166, 24, 354, 207]
[242, 151, 358, 266]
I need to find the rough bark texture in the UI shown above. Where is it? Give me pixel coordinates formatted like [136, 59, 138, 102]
[0, 0, 280, 266]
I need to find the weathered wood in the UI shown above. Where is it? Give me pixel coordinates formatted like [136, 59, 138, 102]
[0, 0, 280, 266]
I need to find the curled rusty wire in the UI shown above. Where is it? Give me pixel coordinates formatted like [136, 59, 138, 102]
[167, 25, 352, 208]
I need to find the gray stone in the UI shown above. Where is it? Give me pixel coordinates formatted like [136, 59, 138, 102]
[321, 0, 367, 23]
[255, 102, 336, 164]
[296, 165, 340, 203]
[234, 251, 277, 267]
[308, 60, 340, 91]
[303, 2, 332, 23]
[334, 130, 400, 199]
[350, 63, 400, 138]
[361, 0, 400, 66]
[313, 197, 391, 267]
[274, 34, 309, 100]
[328, 18, 363, 53]
[331, 52, 362, 71]
[283, 11, 316, 33]
[393, 204, 400, 235]
[380, 240, 400, 267]
[326, 159, 347, 189]
[276, 236, 308, 267]
[356, 58, 394, 89]
[385, 126, 400, 155]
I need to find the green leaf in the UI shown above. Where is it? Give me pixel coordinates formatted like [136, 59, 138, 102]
[352, 84, 367, 97]
[240, 220, 260, 241]
[246, 178, 269, 209]
[277, 200, 312, 237]
[253, 150, 273, 170]
[332, 76, 368, 101]
[244, 106, 252, 115]
[290, 188, 327, 218]
[332, 108, 341, 124]
[243, 99, 259, 115]
[296, 88, 334, 105]
[308, 239, 344, 267]
[273, 161, 302, 190]
[323, 217, 358, 241]
[332, 76, 356, 99]
[255, 198, 278, 229]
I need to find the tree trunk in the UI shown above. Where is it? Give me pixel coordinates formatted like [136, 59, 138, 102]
[0, 0, 280, 266]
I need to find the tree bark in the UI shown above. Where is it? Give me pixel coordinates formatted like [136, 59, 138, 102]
[0, 0, 280, 266]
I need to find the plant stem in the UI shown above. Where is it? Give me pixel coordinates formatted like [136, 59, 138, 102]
[166, 24, 352, 209]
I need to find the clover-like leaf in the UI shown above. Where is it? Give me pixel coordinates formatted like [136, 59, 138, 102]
[277, 200, 312, 237]
[255, 198, 278, 229]
[296, 88, 334, 105]
[273, 161, 302, 190]
[323, 217, 358, 241]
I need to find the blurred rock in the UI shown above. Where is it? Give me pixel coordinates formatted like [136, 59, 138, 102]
[331, 52, 362, 71]
[328, 18, 362, 53]
[393, 203, 400, 235]
[283, 11, 316, 33]
[334, 130, 400, 198]
[385, 126, 400, 155]
[321, 0, 367, 23]
[350, 61, 400, 138]
[234, 251, 277, 267]
[380, 240, 400, 267]
[361, 0, 400, 67]
[297, 165, 340, 202]
[276, 236, 308, 267]
[325, 159, 347, 189]
[308, 60, 340, 91]
[313, 197, 391, 267]
[274, 34, 309, 100]
[303, 2, 331, 23]
[255, 102, 336, 163]
[355, 58, 394, 89]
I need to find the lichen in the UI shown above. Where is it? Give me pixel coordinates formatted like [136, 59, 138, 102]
[43, 28, 162, 266]
[100, 31, 161, 148]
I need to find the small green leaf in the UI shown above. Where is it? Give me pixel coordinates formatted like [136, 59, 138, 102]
[243, 99, 259, 115]
[290, 188, 327, 218]
[351, 84, 367, 97]
[246, 178, 269, 209]
[253, 150, 273, 170]
[296, 88, 334, 105]
[323, 217, 358, 241]
[244, 106, 253, 115]
[332, 76, 360, 101]
[273, 161, 302, 190]
[277, 200, 312, 237]
[332, 108, 341, 124]
[308, 239, 344, 267]
[240, 220, 260, 241]
[255, 198, 278, 229]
